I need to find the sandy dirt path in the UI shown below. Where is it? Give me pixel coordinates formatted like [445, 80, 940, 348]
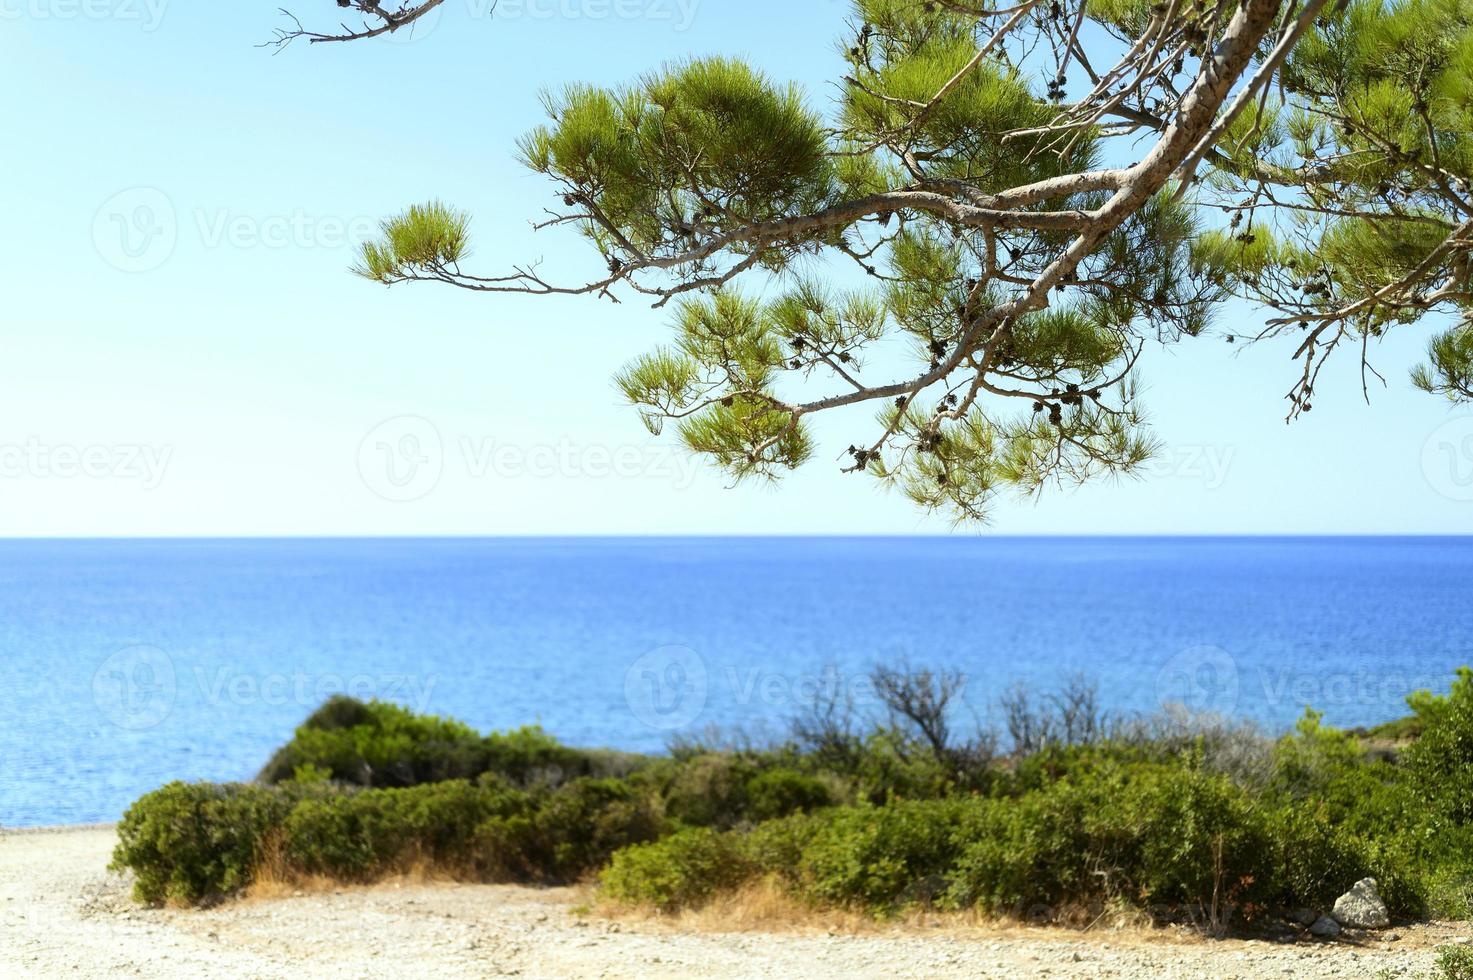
[1, 826, 1468, 979]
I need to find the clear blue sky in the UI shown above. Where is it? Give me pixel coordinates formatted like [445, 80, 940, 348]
[3, 1, 1471, 535]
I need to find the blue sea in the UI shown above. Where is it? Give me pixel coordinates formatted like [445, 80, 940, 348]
[2, 536, 1470, 827]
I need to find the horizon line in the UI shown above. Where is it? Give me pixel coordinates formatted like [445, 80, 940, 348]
[1, 533, 1470, 542]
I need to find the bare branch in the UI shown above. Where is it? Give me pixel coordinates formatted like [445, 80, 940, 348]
[264, 0, 451, 49]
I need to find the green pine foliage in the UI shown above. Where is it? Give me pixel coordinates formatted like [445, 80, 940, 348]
[518, 58, 834, 258]
[1413, 322, 1473, 401]
[354, 201, 468, 283]
[339, 1, 1473, 520]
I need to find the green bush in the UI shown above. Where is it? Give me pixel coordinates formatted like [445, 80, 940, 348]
[1435, 943, 1473, 980]
[280, 776, 663, 886]
[258, 697, 493, 787]
[112, 781, 298, 905]
[282, 778, 529, 880]
[849, 730, 965, 803]
[258, 696, 634, 790]
[114, 674, 1473, 926]
[745, 767, 832, 821]
[482, 725, 614, 786]
[658, 754, 756, 828]
[604, 799, 976, 917]
[774, 799, 971, 911]
[949, 762, 1275, 919]
[644, 755, 833, 828]
[600, 827, 754, 911]
[1261, 802, 1373, 912]
[1405, 668, 1473, 826]
[744, 810, 824, 872]
[476, 777, 664, 881]
[115, 774, 665, 904]
[1422, 848, 1473, 920]
[1271, 710, 1370, 801]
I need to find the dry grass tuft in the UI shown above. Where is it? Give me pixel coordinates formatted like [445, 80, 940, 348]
[596, 877, 1169, 941]
[242, 835, 485, 903]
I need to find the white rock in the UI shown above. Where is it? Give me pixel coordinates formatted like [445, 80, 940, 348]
[1332, 878, 1391, 929]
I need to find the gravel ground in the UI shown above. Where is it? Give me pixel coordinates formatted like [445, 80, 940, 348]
[1, 826, 1468, 979]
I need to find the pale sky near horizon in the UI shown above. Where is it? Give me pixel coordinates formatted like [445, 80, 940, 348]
[3, 0, 1472, 536]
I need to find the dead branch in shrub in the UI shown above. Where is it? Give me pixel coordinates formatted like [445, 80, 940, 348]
[870, 663, 995, 774]
[789, 675, 861, 769]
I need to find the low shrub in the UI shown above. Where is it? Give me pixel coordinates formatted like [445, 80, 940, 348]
[658, 754, 757, 828]
[744, 810, 824, 873]
[1422, 847, 1473, 920]
[849, 729, 971, 804]
[1268, 709, 1419, 837]
[258, 697, 494, 787]
[258, 696, 636, 790]
[1362, 714, 1425, 743]
[476, 777, 664, 881]
[636, 755, 833, 829]
[770, 799, 972, 911]
[956, 763, 1294, 920]
[114, 668, 1473, 931]
[1434, 943, 1473, 980]
[1260, 802, 1374, 912]
[1405, 668, 1473, 826]
[112, 781, 300, 905]
[282, 778, 528, 880]
[599, 827, 754, 911]
[745, 767, 833, 821]
[116, 774, 665, 904]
